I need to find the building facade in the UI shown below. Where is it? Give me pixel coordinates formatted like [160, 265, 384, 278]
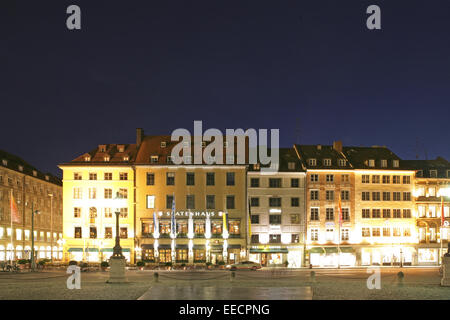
[0, 150, 63, 262]
[247, 148, 306, 268]
[59, 144, 137, 263]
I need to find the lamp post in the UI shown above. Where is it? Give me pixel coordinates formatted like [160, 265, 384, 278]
[107, 194, 127, 283]
[112, 208, 123, 258]
[31, 203, 40, 272]
[48, 193, 53, 261]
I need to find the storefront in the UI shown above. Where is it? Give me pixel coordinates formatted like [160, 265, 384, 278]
[361, 246, 414, 266]
[227, 244, 242, 264]
[249, 247, 288, 266]
[417, 248, 439, 265]
[308, 247, 356, 267]
[67, 247, 131, 262]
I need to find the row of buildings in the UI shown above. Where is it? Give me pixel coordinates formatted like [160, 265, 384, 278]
[1, 128, 449, 267]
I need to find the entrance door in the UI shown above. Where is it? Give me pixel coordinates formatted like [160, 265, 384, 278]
[261, 253, 267, 266]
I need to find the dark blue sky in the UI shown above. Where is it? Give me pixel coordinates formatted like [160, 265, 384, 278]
[1, 0, 449, 177]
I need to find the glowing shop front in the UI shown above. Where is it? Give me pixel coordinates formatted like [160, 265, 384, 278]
[249, 246, 302, 267]
[67, 247, 131, 262]
[309, 247, 356, 267]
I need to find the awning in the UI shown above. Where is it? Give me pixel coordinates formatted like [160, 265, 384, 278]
[249, 248, 289, 254]
[339, 247, 355, 253]
[101, 248, 131, 252]
[228, 244, 241, 249]
[324, 247, 338, 254]
[176, 244, 188, 249]
[193, 245, 205, 250]
[141, 244, 154, 249]
[158, 245, 171, 249]
[86, 248, 98, 252]
[68, 248, 83, 252]
[309, 247, 325, 254]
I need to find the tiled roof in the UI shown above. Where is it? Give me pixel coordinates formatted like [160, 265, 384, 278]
[402, 157, 450, 178]
[0, 149, 62, 186]
[64, 144, 138, 165]
[342, 146, 404, 170]
[294, 144, 350, 170]
[249, 147, 305, 172]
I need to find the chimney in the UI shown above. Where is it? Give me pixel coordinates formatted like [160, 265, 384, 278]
[333, 140, 342, 153]
[136, 128, 144, 147]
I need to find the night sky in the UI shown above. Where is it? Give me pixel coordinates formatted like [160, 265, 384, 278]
[1, 0, 449, 177]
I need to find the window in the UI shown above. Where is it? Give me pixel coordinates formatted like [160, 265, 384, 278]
[104, 208, 112, 218]
[341, 190, 349, 201]
[250, 178, 259, 187]
[310, 190, 319, 200]
[393, 228, 401, 237]
[381, 160, 387, 168]
[104, 172, 112, 180]
[206, 172, 215, 186]
[269, 178, 282, 188]
[119, 172, 128, 180]
[342, 208, 349, 221]
[146, 173, 155, 185]
[362, 209, 370, 219]
[291, 197, 300, 207]
[74, 173, 82, 180]
[166, 195, 174, 209]
[341, 174, 349, 183]
[362, 175, 370, 183]
[323, 159, 332, 166]
[393, 209, 402, 218]
[90, 227, 97, 239]
[383, 209, 391, 218]
[416, 170, 423, 177]
[326, 228, 334, 241]
[383, 227, 390, 237]
[403, 228, 411, 237]
[269, 215, 281, 225]
[226, 195, 235, 209]
[393, 192, 401, 201]
[206, 195, 215, 209]
[430, 170, 437, 178]
[105, 227, 112, 239]
[403, 209, 412, 218]
[104, 188, 112, 199]
[117, 188, 128, 199]
[339, 159, 347, 167]
[229, 221, 240, 235]
[326, 208, 334, 220]
[151, 156, 159, 163]
[74, 207, 81, 218]
[308, 159, 317, 166]
[393, 160, 399, 168]
[372, 192, 380, 201]
[160, 141, 166, 148]
[447, 170, 450, 178]
[383, 192, 390, 201]
[326, 190, 334, 201]
[194, 222, 205, 234]
[291, 234, 300, 243]
[382, 175, 390, 184]
[403, 192, 411, 201]
[310, 174, 318, 182]
[251, 215, 259, 224]
[372, 175, 380, 183]
[372, 228, 381, 237]
[393, 176, 400, 184]
[251, 234, 259, 243]
[88, 188, 96, 199]
[290, 214, 300, 224]
[212, 221, 222, 234]
[326, 174, 334, 183]
[73, 187, 82, 199]
[250, 197, 259, 207]
[226, 172, 235, 186]
[311, 229, 319, 241]
[286, 161, 296, 170]
[368, 159, 375, 167]
[166, 172, 175, 185]
[186, 195, 195, 209]
[291, 178, 299, 188]
[120, 227, 128, 239]
[269, 234, 281, 243]
[310, 208, 319, 221]
[74, 227, 82, 238]
[362, 228, 370, 237]
[119, 208, 128, 218]
[269, 197, 281, 207]
[89, 173, 97, 180]
[372, 209, 381, 218]
[341, 229, 349, 241]
[186, 172, 195, 186]
[146, 195, 155, 209]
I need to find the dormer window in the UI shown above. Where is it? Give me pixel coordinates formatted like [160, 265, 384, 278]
[104, 156, 110, 162]
[123, 156, 129, 162]
[430, 170, 437, 178]
[308, 159, 317, 166]
[45, 175, 49, 181]
[223, 141, 228, 148]
[150, 156, 159, 164]
[288, 162, 296, 170]
[381, 159, 387, 168]
[33, 170, 37, 177]
[368, 159, 375, 167]
[117, 145, 125, 153]
[447, 170, 450, 178]
[2, 159, 7, 166]
[98, 145, 107, 153]
[160, 141, 166, 148]
[18, 165, 23, 172]
[323, 159, 332, 166]
[338, 159, 346, 167]
[84, 156, 91, 162]
[393, 160, 399, 168]
[253, 163, 260, 170]
[417, 170, 423, 177]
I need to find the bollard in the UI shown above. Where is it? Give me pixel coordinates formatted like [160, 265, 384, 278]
[154, 272, 159, 283]
[310, 271, 316, 283]
[230, 271, 235, 282]
[397, 271, 404, 287]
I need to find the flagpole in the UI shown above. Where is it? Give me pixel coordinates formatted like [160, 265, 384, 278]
[441, 195, 444, 265]
[10, 189, 14, 263]
[337, 193, 341, 269]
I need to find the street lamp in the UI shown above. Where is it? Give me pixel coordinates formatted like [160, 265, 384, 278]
[31, 203, 40, 272]
[48, 193, 53, 262]
[107, 193, 127, 283]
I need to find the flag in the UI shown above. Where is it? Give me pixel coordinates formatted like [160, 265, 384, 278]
[338, 193, 342, 228]
[171, 195, 176, 235]
[10, 192, 20, 223]
[442, 196, 445, 227]
[153, 212, 158, 234]
[223, 211, 228, 234]
[248, 200, 252, 238]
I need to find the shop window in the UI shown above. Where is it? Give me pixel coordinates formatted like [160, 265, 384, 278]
[143, 249, 154, 261]
[194, 249, 206, 262]
[176, 249, 188, 262]
[194, 222, 205, 234]
[211, 221, 222, 235]
[159, 249, 171, 263]
[177, 223, 188, 235]
[229, 221, 240, 235]
[160, 222, 170, 234]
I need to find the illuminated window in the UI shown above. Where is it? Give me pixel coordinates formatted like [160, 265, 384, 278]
[194, 249, 206, 262]
[88, 188, 96, 199]
[310, 208, 319, 221]
[393, 160, 399, 168]
[339, 159, 346, 167]
[194, 222, 205, 234]
[159, 249, 171, 263]
[310, 174, 319, 182]
[212, 221, 222, 234]
[368, 159, 375, 167]
[325, 228, 334, 241]
[73, 187, 82, 199]
[393, 227, 401, 236]
[90, 227, 97, 239]
[176, 249, 188, 262]
[341, 229, 349, 241]
[362, 228, 370, 237]
[74, 173, 82, 180]
[381, 160, 387, 168]
[229, 221, 240, 234]
[177, 222, 188, 234]
[120, 227, 127, 239]
[311, 228, 318, 241]
[383, 227, 390, 237]
[104, 172, 112, 180]
[119, 172, 128, 180]
[146, 195, 155, 209]
[362, 175, 370, 183]
[119, 208, 128, 218]
[74, 227, 82, 239]
[323, 159, 332, 166]
[160, 222, 170, 234]
[117, 188, 128, 199]
[105, 227, 112, 239]
[418, 205, 425, 217]
[403, 228, 411, 237]
[104, 208, 112, 218]
[326, 208, 334, 220]
[74, 207, 81, 218]
[104, 188, 112, 199]
[16, 229, 22, 241]
[372, 228, 380, 237]
[308, 159, 317, 166]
